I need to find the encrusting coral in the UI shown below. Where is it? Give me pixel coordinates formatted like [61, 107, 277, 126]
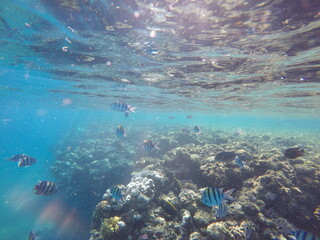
[53, 123, 320, 239]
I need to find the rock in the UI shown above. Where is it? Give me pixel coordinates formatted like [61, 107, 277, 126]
[215, 151, 236, 162]
[193, 209, 212, 227]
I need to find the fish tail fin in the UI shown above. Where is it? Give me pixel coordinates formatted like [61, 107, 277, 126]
[224, 189, 235, 201]
[155, 143, 160, 150]
[129, 107, 137, 113]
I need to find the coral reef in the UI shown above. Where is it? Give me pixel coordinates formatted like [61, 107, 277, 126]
[52, 124, 320, 239]
[51, 125, 136, 209]
[101, 216, 125, 238]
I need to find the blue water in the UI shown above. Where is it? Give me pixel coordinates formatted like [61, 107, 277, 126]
[1, 97, 319, 238]
[1, 0, 320, 239]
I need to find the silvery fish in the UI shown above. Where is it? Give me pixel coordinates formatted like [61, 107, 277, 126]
[7, 154, 27, 162]
[143, 140, 159, 152]
[34, 181, 58, 196]
[287, 230, 320, 240]
[235, 156, 250, 170]
[116, 125, 126, 137]
[193, 125, 201, 133]
[18, 156, 37, 167]
[201, 187, 235, 207]
[110, 185, 122, 201]
[216, 203, 228, 218]
[28, 231, 37, 240]
[110, 102, 136, 113]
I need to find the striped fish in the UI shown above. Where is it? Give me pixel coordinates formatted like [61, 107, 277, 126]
[201, 187, 235, 207]
[235, 156, 251, 170]
[7, 154, 27, 162]
[28, 231, 37, 240]
[193, 125, 201, 133]
[116, 125, 126, 137]
[143, 140, 159, 152]
[18, 156, 37, 167]
[216, 203, 228, 218]
[110, 102, 136, 113]
[289, 230, 320, 240]
[235, 156, 245, 168]
[34, 181, 57, 196]
[110, 186, 122, 201]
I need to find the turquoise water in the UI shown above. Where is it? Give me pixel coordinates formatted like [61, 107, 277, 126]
[1, 0, 320, 239]
[1, 101, 319, 239]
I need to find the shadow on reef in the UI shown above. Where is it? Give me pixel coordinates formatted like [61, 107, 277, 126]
[51, 127, 135, 212]
[52, 125, 320, 239]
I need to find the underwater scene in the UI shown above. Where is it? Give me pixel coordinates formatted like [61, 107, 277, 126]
[1, 0, 320, 240]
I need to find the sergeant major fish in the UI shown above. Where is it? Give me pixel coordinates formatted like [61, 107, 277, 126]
[201, 187, 235, 207]
[7, 154, 27, 162]
[278, 221, 320, 240]
[235, 156, 251, 170]
[110, 185, 122, 201]
[28, 231, 37, 240]
[216, 202, 228, 218]
[143, 140, 159, 152]
[18, 156, 37, 167]
[34, 181, 57, 196]
[116, 125, 126, 138]
[193, 125, 201, 133]
[286, 229, 320, 240]
[110, 102, 136, 114]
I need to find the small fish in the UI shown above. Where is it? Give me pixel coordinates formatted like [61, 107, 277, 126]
[7, 154, 27, 162]
[116, 125, 126, 137]
[284, 148, 304, 159]
[278, 222, 320, 240]
[160, 199, 177, 215]
[282, 230, 320, 240]
[186, 115, 193, 119]
[215, 151, 236, 162]
[193, 125, 201, 133]
[287, 230, 320, 240]
[34, 181, 58, 196]
[216, 203, 228, 218]
[143, 140, 159, 152]
[173, 175, 183, 192]
[144, 48, 159, 55]
[110, 102, 136, 114]
[110, 185, 122, 201]
[28, 231, 37, 240]
[201, 187, 235, 207]
[235, 155, 251, 169]
[18, 156, 37, 167]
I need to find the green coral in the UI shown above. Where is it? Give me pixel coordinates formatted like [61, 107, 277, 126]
[101, 216, 122, 238]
